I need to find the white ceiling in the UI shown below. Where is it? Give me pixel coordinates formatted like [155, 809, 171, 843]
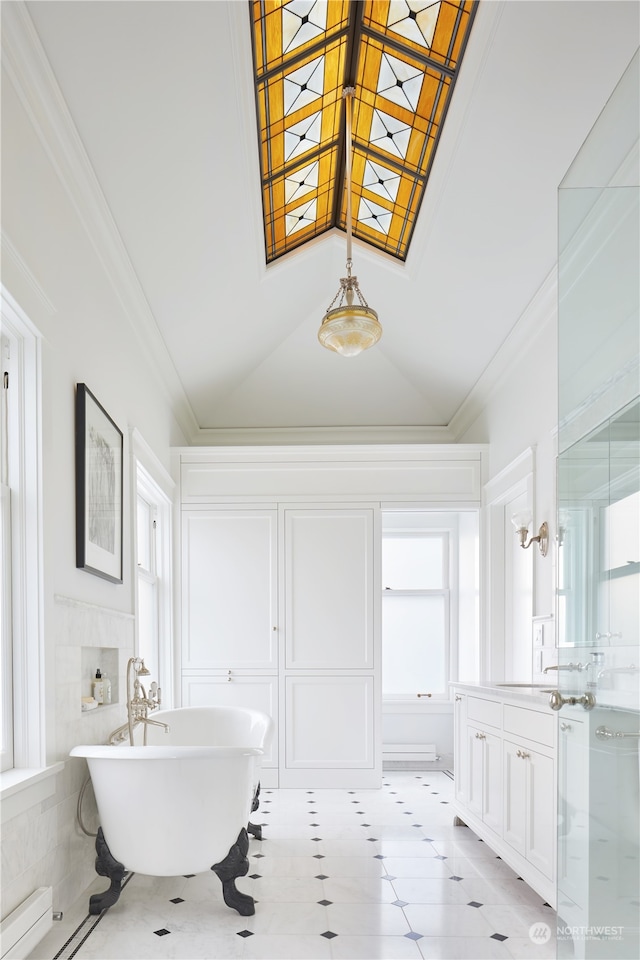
[23, 0, 640, 441]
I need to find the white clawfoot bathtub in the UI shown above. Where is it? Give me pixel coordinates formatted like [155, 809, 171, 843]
[143, 705, 273, 838]
[71, 706, 273, 916]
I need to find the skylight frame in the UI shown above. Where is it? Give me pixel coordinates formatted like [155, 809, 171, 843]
[250, 0, 477, 264]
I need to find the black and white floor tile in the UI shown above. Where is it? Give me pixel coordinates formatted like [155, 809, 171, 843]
[30, 772, 556, 960]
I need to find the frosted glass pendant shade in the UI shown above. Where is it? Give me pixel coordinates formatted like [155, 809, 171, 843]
[511, 510, 532, 533]
[318, 304, 382, 357]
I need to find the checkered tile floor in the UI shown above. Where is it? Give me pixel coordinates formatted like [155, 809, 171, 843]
[29, 772, 556, 960]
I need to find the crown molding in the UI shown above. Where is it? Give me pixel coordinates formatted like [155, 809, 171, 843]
[189, 423, 456, 447]
[1, 1, 200, 444]
[1, 231, 57, 319]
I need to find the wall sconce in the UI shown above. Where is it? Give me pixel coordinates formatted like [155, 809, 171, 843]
[511, 510, 549, 556]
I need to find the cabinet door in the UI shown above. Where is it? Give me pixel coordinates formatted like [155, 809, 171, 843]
[181, 675, 278, 770]
[503, 739, 527, 856]
[483, 730, 503, 834]
[181, 510, 278, 670]
[453, 693, 467, 804]
[284, 508, 375, 669]
[467, 724, 485, 820]
[527, 748, 555, 880]
[557, 716, 588, 920]
[282, 675, 376, 787]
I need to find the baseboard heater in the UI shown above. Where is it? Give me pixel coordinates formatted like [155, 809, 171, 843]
[1, 887, 52, 960]
[382, 743, 437, 763]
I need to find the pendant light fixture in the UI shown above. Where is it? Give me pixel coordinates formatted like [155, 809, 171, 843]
[318, 87, 382, 357]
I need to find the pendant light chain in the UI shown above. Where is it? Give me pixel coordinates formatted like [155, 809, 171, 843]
[317, 86, 382, 356]
[344, 86, 355, 275]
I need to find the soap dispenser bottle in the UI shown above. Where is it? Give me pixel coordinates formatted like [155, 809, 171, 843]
[93, 668, 111, 705]
[93, 669, 104, 704]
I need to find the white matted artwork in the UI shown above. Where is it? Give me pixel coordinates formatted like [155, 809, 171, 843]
[75, 383, 123, 583]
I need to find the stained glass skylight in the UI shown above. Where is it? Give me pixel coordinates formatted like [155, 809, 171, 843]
[250, 0, 477, 263]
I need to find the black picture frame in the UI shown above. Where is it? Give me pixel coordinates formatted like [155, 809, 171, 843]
[75, 383, 123, 583]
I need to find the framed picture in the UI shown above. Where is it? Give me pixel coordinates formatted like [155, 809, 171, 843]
[75, 383, 123, 583]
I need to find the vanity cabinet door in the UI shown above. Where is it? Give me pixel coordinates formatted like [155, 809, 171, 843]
[557, 716, 588, 923]
[483, 730, 503, 834]
[503, 737, 555, 880]
[526, 747, 555, 880]
[503, 739, 528, 856]
[453, 692, 468, 805]
[466, 723, 484, 819]
[467, 722, 502, 834]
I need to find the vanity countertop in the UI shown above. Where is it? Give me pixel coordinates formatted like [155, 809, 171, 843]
[450, 680, 640, 714]
[450, 680, 558, 709]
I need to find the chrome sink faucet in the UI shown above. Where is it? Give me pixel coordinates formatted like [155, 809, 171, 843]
[543, 662, 585, 673]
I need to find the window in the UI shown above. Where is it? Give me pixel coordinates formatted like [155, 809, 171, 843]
[250, 0, 477, 262]
[133, 444, 174, 704]
[381, 510, 478, 699]
[1, 336, 13, 770]
[0, 287, 44, 774]
[136, 487, 159, 679]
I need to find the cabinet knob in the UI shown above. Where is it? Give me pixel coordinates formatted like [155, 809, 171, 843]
[455, 695, 462, 702]
[227, 670, 232, 682]
[560, 722, 572, 732]
[475, 731, 486, 740]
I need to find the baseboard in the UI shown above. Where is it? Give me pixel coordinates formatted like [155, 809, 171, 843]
[1, 887, 52, 960]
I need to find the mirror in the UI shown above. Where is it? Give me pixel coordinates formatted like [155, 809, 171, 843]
[558, 397, 640, 647]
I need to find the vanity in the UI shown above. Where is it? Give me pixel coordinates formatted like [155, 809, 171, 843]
[451, 681, 558, 908]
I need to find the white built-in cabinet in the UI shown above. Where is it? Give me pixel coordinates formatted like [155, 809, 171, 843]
[176, 445, 485, 789]
[180, 502, 379, 787]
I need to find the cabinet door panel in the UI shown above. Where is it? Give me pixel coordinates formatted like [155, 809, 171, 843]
[503, 739, 527, 856]
[467, 726, 484, 819]
[527, 749, 555, 879]
[181, 675, 278, 768]
[557, 718, 588, 915]
[284, 676, 374, 769]
[182, 510, 277, 669]
[453, 694, 468, 805]
[284, 509, 374, 669]
[483, 731, 503, 834]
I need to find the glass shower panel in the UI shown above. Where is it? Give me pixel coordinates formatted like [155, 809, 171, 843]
[556, 51, 639, 960]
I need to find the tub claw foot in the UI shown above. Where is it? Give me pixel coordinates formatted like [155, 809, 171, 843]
[212, 827, 255, 916]
[248, 783, 263, 839]
[247, 821, 262, 840]
[89, 827, 126, 915]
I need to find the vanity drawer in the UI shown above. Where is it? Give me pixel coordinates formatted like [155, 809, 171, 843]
[504, 704, 554, 747]
[467, 696, 501, 728]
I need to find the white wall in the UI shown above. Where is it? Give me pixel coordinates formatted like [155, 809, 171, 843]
[1, 59, 187, 920]
[458, 293, 558, 627]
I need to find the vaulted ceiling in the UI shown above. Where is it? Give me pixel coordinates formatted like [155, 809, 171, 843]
[16, 1, 640, 442]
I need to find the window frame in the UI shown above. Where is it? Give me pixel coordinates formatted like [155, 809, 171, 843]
[381, 513, 460, 702]
[132, 432, 174, 707]
[1, 287, 45, 775]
